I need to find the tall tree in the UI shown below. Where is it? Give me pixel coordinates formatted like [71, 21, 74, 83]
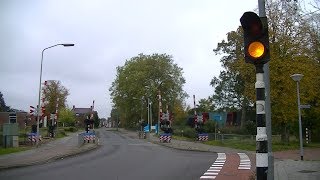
[212, 27, 254, 129]
[197, 98, 215, 112]
[42, 80, 69, 116]
[0, 91, 10, 112]
[212, 0, 320, 141]
[109, 53, 188, 128]
[59, 108, 76, 127]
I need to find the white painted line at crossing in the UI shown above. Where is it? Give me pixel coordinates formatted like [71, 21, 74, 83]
[213, 162, 225, 165]
[239, 164, 251, 167]
[237, 153, 251, 170]
[200, 175, 216, 179]
[207, 169, 220, 172]
[240, 163, 251, 166]
[214, 160, 226, 163]
[204, 172, 218, 175]
[200, 153, 226, 180]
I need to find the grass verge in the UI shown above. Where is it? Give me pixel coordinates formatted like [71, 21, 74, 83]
[204, 140, 256, 151]
[0, 147, 31, 155]
[204, 140, 320, 151]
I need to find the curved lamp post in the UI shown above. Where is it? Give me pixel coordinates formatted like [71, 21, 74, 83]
[36, 43, 74, 139]
[290, 73, 304, 160]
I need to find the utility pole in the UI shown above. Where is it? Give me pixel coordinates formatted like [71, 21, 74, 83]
[258, 0, 274, 179]
[240, 10, 270, 179]
[158, 91, 161, 135]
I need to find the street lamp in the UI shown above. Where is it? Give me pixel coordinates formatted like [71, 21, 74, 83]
[36, 43, 74, 139]
[291, 73, 304, 160]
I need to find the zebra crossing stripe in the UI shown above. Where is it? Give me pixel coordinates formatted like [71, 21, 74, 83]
[204, 172, 218, 175]
[237, 153, 251, 170]
[200, 175, 216, 179]
[200, 153, 226, 180]
[207, 169, 220, 172]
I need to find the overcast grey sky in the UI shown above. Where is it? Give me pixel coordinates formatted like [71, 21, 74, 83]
[0, 0, 258, 118]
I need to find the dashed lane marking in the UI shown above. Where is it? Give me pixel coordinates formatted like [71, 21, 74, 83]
[237, 153, 251, 170]
[200, 153, 226, 180]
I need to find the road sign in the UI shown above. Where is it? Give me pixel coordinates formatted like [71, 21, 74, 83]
[300, 104, 311, 109]
[197, 115, 203, 123]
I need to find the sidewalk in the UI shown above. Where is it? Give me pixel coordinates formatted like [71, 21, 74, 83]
[0, 131, 99, 170]
[118, 128, 320, 180]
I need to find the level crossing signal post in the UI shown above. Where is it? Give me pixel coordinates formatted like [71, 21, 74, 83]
[240, 11, 270, 180]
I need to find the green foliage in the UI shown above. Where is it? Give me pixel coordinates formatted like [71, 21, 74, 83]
[203, 120, 216, 133]
[181, 127, 197, 139]
[204, 140, 256, 151]
[42, 80, 69, 116]
[65, 127, 78, 132]
[56, 129, 67, 138]
[218, 126, 246, 135]
[0, 147, 30, 155]
[197, 98, 215, 112]
[0, 91, 10, 112]
[93, 112, 100, 128]
[59, 108, 76, 126]
[212, 0, 320, 140]
[109, 53, 188, 128]
[244, 121, 256, 135]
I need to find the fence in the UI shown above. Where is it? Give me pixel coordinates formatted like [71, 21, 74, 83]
[208, 133, 282, 143]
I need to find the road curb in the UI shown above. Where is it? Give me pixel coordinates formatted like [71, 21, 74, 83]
[117, 129, 254, 154]
[152, 141, 214, 153]
[0, 143, 100, 171]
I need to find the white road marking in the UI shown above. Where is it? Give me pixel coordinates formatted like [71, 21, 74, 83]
[200, 153, 226, 180]
[200, 175, 216, 179]
[237, 153, 251, 170]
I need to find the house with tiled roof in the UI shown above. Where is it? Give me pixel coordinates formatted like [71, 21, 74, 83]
[72, 105, 97, 127]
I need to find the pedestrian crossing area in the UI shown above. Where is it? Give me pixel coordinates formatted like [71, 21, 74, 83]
[200, 152, 252, 180]
[200, 153, 226, 179]
[237, 153, 251, 170]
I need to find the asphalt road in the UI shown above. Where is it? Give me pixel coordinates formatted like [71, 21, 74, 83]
[0, 129, 217, 180]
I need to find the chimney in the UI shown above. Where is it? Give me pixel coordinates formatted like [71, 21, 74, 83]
[73, 105, 75, 110]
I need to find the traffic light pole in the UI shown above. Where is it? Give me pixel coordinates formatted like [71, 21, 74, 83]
[255, 65, 268, 180]
[258, 0, 274, 179]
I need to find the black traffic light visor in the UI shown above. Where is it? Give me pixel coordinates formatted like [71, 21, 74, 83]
[240, 12, 263, 37]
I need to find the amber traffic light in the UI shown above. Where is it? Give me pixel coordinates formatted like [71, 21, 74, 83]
[240, 12, 270, 65]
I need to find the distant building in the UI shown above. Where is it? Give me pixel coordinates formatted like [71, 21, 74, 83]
[0, 111, 36, 129]
[72, 105, 97, 127]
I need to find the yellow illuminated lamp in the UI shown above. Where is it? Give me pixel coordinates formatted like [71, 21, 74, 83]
[248, 41, 265, 59]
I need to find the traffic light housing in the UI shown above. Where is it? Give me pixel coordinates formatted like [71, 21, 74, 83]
[240, 12, 270, 65]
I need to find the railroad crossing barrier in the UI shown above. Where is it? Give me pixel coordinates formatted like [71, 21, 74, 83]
[27, 133, 42, 145]
[198, 133, 208, 141]
[138, 131, 146, 139]
[160, 133, 172, 143]
[78, 131, 96, 146]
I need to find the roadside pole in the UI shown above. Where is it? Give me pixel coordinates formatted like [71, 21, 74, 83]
[258, 0, 274, 179]
[158, 91, 161, 135]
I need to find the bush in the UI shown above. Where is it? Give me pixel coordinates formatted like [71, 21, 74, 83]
[203, 121, 216, 133]
[244, 121, 256, 135]
[181, 127, 197, 139]
[58, 129, 66, 136]
[65, 127, 78, 132]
